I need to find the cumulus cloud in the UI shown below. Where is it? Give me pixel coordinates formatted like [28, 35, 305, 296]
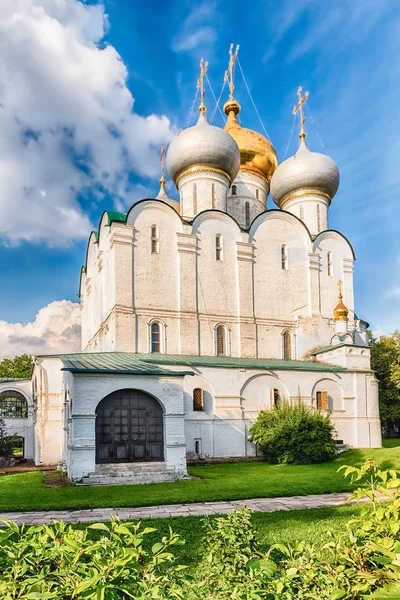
[0, 0, 175, 246]
[172, 1, 217, 53]
[0, 300, 81, 359]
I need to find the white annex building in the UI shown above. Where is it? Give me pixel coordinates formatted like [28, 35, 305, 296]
[0, 57, 381, 484]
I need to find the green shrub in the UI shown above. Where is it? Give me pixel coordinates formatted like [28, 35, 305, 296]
[249, 401, 338, 464]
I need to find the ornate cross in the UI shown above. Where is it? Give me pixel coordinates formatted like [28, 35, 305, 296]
[197, 57, 209, 115]
[225, 43, 240, 100]
[337, 279, 343, 298]
[159, 143, 165, 182]
[292, 86, 309, 143]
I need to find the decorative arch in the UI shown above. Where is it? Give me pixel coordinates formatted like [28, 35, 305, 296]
[95, 388, 164, 464]
[148, 318, 166, 354]
[241, 373, 290, 412]
[0, 390, 28, 418]
[282, 330, 293, 360]
[214, 323, 231, 356]
[191, 209, 242, 236]
[311, 377, 343, 412]
[313, 230, 356, 260]
[249, 209, 313, 246]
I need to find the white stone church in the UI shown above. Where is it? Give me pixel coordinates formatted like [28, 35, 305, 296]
[0, 63, 381, 484]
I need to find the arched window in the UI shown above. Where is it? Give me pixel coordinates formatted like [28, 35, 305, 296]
[193, 388, 204, 411]
[151, 225, 159, 254]
[283, 331, 291, 360]
[212, 183, 216, 209]
[151, 322, 161, 353]
[216, 234, 223, 261]
[0, 391, 28, 418]
[300, 205, 304, 221]
[245, 201, 250, 227]
[255, 188, 259, 200]
[216, 325, 227, 356]
[317, 204, 321, 232]
[316, 391, 329, 411]
[231, 184, 237, 196]
[193, 183, 197, 213]
[327, 251, 333, 276]
[281, 244, 288, 270]
[273, 388, 281, 408]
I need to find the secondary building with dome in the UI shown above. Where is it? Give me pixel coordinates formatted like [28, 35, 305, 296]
[0, 57, 381, 484]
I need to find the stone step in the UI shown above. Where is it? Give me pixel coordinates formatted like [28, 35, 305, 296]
[79, 472, 178, 486]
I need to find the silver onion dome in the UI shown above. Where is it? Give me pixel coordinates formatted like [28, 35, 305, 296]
[166, 113, 240, 185]
[270, 142, 340, 208]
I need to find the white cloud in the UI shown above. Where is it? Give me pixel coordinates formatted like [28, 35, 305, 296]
[172, 2, 217, 54]
[0, 0, 175, 246]
[385, 287, 400, 299]
[0, 300, 81, 359]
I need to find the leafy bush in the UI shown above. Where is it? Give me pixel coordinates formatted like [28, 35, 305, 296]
[0, 419, 12, 457]
[249, 401, 338, 464]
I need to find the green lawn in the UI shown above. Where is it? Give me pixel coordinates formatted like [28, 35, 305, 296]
[74, 503, 363, 568]
[0, 442, 397, 512]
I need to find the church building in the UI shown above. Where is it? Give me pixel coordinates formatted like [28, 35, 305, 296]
[0, 53, 381, 484]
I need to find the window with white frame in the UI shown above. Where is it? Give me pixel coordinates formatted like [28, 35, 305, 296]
[231, 184, 237, 196]
[193, 388, 204, 411]
[327, 251, 333, 276]
[255, 188, 259, 200]
[150, 321, 161, 353]
[216, 325, 227, 356]
[245, 201, 250, 227]
[151, 225, 159, 254]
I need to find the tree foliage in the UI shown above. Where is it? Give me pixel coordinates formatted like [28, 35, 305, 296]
[0, 354, 33, 380]
[370, 331, 400, 436]
[249, 401, 337, 464]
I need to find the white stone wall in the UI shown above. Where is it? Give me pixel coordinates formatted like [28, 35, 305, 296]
[282, 192, 329, 236]
[80, 201, 358, 362]
[0, 380, 34, 459]
[227, 170, 269, 226]
[178, 170, 229, 218]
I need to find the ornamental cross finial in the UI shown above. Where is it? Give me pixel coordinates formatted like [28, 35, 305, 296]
[224, 43, 240, 100]
[292, 86, 309, 144]
[197, 57, 209, 115]
[338, 279, 343, 298]
[159, 143, 165, 184]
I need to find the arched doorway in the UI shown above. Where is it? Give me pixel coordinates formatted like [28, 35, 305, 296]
[95, 389, 164, 464]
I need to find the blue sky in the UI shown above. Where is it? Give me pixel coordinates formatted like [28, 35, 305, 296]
[0, 0, 399, 356]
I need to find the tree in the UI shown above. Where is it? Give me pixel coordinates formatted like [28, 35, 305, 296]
[0, 419, 12, 456]
[370, 331, 400, 437]
[0, 354, 33, 379]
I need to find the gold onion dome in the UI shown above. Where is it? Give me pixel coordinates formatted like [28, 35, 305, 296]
[224, 98, 278, 183]
[333, 282, 349, 322]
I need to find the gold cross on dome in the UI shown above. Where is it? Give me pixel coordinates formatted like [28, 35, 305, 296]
[224, 43, 240, 100]
[338, 279, 343, 297]
[197, 57, 209, 115]
[292, 86, 309, 143]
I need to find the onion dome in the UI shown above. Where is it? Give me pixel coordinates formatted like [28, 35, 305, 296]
[270, 141, 340, 209]
[333, 281, 349, 322]
[224, 98, 278, 183]
[156, 177, 180, 213]
[166, 111, 240, 186]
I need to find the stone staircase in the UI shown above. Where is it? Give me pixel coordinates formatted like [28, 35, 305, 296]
[78, 462, 183, 486]
[335, 439, 350, 453]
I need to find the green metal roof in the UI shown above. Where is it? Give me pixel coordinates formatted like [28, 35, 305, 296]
[310, 343, 370, 356]
[106, 211, 127, 226]
[58, 352, 193, 377]
[0, 377, 30, 384]
[140, 353, 346, 372]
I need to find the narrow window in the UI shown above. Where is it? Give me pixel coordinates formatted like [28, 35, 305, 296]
[193, 388, 204, 411]
[151, 225, 159, 254]
[194, 439, 201, 455]
[300, 205, 304, 221]
[281, 244, 288, 270]
[151, 322, 161, 353]
[283, 331, 291, 360]
[317, 204, 321, 232]
[193, 183, 197, 213]
[216, 325, 226, 356]
[255, 188, 259, 200]
[245, 201, 250, 227]
[216, 234, 223, 261]
[327, 251, 333, 276]
[273, 389, 280, 407]
[316, 391, 329, 411]
[231, 184, 237, 196]
[212, 183, 216, 209]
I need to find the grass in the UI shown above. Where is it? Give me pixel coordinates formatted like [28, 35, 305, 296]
[0, 441, 397, 512]
[73, 503, 363, 568]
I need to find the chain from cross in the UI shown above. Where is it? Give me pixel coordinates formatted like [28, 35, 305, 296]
[197, 58, 209, 114]
[224, 43, 240, 100]
[292, 86, 309, 141]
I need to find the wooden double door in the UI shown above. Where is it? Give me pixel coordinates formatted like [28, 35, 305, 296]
[95, 389, 164, 464]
